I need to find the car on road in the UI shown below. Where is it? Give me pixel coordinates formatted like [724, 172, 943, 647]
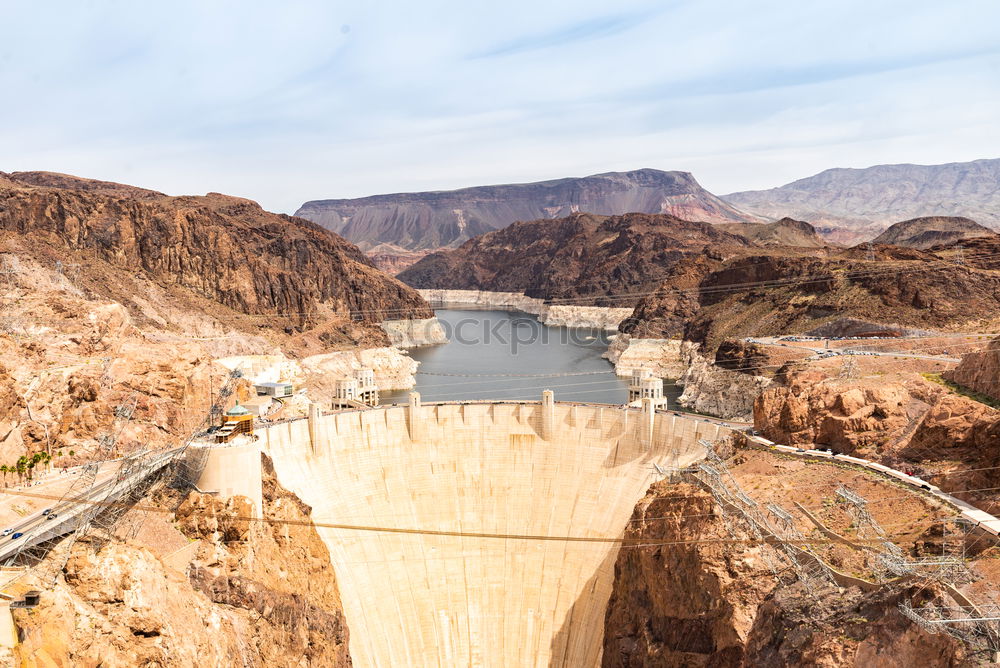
[11, 532, 23, 540]
[41, 508, 52, 516]
[45, 513, 58, 520]
[1, 528, 11, 536]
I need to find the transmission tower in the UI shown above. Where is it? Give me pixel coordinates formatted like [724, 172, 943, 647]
[766, 502, 836, 592]
[838, 356, 859, 379]
[693, 461, 780, 580]
[835, 486, 969, 582]
[0, 255, 23, 341]
[6, 392, 139, 580]
[835, 485, 910, 580]
[691, 439, 838, 597]
[118, 368, 244, 536]
[54, 260, 81, 286]
[6, 368, 245, 586]
[866, 242, 877, 262]
[900, 599, 1000, 655]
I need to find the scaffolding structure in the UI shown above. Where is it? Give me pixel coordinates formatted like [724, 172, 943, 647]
[690, 439, 835, 595]
[835, 485, 969, 582]
[899, 600, 1000, 653]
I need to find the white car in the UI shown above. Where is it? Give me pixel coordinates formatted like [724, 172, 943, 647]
[1, 528, 12, 537]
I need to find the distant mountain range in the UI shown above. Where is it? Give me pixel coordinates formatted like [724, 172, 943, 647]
[297, 158, 1000, 258]
[723, 159, 1000, 235]
[295, 169, 757, 251]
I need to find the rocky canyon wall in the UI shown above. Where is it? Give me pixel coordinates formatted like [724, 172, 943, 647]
[602, 478, 970, 667]
[943, 335, 1000, 402]
[8, 456, 352, 667]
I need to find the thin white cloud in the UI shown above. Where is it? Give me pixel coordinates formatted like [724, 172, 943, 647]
[1, 0, 998, 212]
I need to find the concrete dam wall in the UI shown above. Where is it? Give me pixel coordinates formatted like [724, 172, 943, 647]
[260, 398, 732, 667]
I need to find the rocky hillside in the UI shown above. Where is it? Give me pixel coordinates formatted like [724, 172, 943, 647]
[623, 244, 1000, 349]
[0, 171, 431, 343]
[397, 212, 751, 302]
[602, 463, 980, 666]
[754, 358, 1000, 508]
[871, 216, 997, 249]
[716, 217, 827, 247]
[8, 456, 353, 667]
[723, 158, 1000, 239]
[296, 168, 758, 252]
[365, 242, 433, 275]
[943, 335, 1000, 402]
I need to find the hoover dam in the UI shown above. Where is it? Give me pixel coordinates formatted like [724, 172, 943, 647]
[261, 394, 733, 667]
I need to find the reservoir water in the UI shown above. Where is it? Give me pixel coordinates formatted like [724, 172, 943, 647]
[383, 308, 682, 406]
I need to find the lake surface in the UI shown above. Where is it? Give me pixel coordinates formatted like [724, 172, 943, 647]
[383, 308, 682, 406]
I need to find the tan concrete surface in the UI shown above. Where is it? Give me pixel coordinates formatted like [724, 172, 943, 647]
[194, 443, 263, 517]
[261, 401, 730, 668]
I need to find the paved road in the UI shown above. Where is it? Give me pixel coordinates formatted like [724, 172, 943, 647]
[0, 448, 180, 564]
[747, 336, 962, 363]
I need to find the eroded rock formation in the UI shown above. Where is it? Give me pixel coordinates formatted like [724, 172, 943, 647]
[944, 335, 1000, 402]
[0, 171, 431, 341]
[10, 456, 352, 666]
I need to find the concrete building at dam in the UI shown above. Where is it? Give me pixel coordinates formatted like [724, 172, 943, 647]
[253, 392, 732, 667]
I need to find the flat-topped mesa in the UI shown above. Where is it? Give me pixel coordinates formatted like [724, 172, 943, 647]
[296, 168, 758, 252]
[260, 395, 734, 667]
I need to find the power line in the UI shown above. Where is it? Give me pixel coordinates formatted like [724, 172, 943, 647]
[0, 485, 971, 549]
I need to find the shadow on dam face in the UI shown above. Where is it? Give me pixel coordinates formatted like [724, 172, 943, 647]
[260, 401, 729, 667]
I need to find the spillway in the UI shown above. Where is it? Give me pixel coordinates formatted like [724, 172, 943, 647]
[260, 396, 731, 667]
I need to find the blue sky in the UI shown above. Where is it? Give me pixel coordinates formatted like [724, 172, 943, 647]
[2, 0, 999, 213]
